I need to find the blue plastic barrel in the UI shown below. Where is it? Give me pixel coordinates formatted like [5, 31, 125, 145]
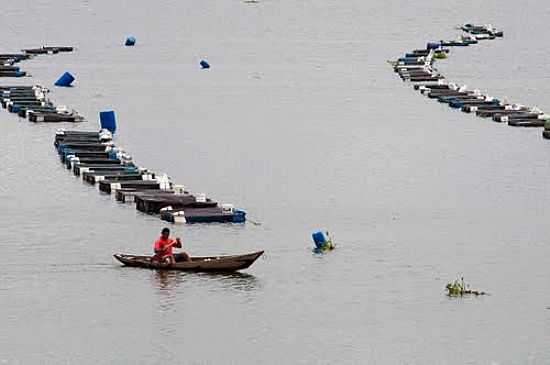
[200, 60, 210, 69]
[426, 42, 441, 50]
[233, 210, 247, 223]
[125, 36, 136, 46]
[312, 231, 327, 248]
[54, 72, 75, 87]
[100, 110, 117, 134]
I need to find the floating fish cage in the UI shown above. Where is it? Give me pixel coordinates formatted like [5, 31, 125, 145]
[160, 206, 246, 224]
[82, 171, 155, 185]
[135, 193, 217, 214]
[76, 165, 138, 177]
[98, 179, 163, 194]
[22, 46, 73, 55]
[56, 129, 247, 224]
[0, 85, 84, 123]
[461, 24, 503, 38]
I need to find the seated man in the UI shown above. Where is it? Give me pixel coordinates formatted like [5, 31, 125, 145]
[152, 227, 190, 266]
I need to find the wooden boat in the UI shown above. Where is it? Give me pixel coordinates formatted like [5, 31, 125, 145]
[113, 250, 264, 272]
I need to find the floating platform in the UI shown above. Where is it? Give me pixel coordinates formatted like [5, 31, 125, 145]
[18, 106, 57, 117]
[2, 97, 47, 108]
[0, 66, 22, 72]
[462, 104, 506, 113]
[22, 46, 74, 55]
[426, 90, 473, 98]
[83, 171, 154, 185]
[74, 164, 137, 177]
[0, 54, 32, 61]
[413, 84, 449, 91]
[55, 129, 112, 146]
[440, 40, 470, 47]
[60, 151, 110, 163]
[449, 99, 499, 109]
[0, 71, 26, 77]
[57, 142, 111, 152]
[492, 112, 541, 123]
[160, 206, 246, 224]
[461, 24, 503, 38]
[475, 107, 527, 118]
[68, 158, 124, 170]
[98, 179, 164, 194]
[508, 120, 545, 127]
[115, 188, 177, 203]
[135, 194, 217, 214]
[28, 111, 84, 123]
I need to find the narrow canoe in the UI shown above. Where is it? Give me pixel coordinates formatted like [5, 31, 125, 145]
[113, 250, 264, 272]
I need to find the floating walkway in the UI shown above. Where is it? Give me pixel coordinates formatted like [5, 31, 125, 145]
[55, 129, 247, 224]
[390, 24, 550, 139]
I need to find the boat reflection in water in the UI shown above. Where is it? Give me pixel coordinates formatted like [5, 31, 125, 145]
[151, 270, 183, 313]
[202, 271, 261, 292]
[151, 270, 260, 294]
[153, 270, 183, 291]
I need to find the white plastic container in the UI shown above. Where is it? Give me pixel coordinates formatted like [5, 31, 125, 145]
[222, 204, 234, 214]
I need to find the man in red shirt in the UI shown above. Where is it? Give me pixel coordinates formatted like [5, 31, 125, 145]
[153, 227, 189, 266]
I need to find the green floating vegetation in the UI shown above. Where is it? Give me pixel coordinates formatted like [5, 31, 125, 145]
[446, 277, 487, 297]
[312, 232, 335, 254]
[433, 50, 447, 59]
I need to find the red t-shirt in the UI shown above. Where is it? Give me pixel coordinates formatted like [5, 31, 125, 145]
[154, 236, 175, 258]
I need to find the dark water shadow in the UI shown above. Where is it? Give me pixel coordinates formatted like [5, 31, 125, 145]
[153, 269, 184, 291]
[150, 270, 260, 313]
[194, 271, 261, 292]
[150, 269, 260, 292]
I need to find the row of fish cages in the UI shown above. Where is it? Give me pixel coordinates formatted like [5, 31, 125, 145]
[391, 24, 504, 83]
[55, 129, 247, 224]
[0, 46, 73, 77]
[0, 85, 85, 122]
[391, 24, 550, 136]
[414, 83, 549, 127]
[1, 43, 247, 226]
[0, 53, 31, 77]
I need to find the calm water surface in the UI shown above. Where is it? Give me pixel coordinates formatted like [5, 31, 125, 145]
[1, 1, 549, 364]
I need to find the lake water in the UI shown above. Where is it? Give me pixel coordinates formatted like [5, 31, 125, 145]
[1, 1, 549, 364]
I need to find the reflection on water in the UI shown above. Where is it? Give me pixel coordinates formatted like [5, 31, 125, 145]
[151, 269, 260, 294]
[151, 270, 183, 313]
[150, 270, 261, 313]
[199, 271, 261, 292]
[153, 270, 184, 291]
